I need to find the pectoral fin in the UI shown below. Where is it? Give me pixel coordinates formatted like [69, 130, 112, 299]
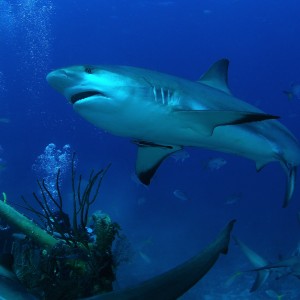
[135, 141, 182, 185]
[173, 110, 279, 136]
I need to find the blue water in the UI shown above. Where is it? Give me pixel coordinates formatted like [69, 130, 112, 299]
[1, 0, 300, 298]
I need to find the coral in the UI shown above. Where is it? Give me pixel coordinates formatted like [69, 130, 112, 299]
[4, 156, 127, 299]
[92, 211, 121, 255]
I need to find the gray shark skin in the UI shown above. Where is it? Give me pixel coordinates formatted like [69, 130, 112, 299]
[82, 220, 235, 300]
[0, 254, 37, 300]
[235, 236, 300, 291]
[233, 237, 270, 292]
[47, 59, 300, 207]
[254, 257, 300, 279]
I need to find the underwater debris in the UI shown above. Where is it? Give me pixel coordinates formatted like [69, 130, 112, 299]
[0, 155, 128, 299]
[0, 253, 37, 300]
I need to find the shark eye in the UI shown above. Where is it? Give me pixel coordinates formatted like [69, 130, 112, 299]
[84, 66, 93, 74]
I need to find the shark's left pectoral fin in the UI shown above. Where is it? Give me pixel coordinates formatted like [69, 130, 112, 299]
[174, 110, 279, 136]
[135, 141, 182, 185]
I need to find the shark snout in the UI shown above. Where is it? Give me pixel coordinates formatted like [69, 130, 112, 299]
[46, 68, 81, 95]
[46, 69, 67, 90]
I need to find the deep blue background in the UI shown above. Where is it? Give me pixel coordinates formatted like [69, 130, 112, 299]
[1, 0, 300, 298]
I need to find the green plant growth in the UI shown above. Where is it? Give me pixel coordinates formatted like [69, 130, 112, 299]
[3, 155, 127, 299]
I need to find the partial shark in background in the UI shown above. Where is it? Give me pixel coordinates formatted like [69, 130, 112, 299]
[284, 82, 300, 100]
[253, 257, 300, 280]
[233, 237, 271, 292]
[47, 59, 300, 207]
[82, 220, 235, 300]
[0, 253, 37, 300]
[234, 236, 300, 292]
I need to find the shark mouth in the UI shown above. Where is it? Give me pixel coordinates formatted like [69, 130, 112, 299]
[70, 91, 105, 104]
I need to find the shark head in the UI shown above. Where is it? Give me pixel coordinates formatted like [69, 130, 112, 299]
[47, 65, 133, 107]
[47, 65, 161, 139]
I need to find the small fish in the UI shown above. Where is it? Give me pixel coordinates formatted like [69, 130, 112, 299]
[203, 9, 212, 14]
[224, 271, 243, 287]
[225, 192, 243, 205]
[173, 189, 188, 201]
[171, 150, 190, 163]
[284, 82, 300, 100]
[139, 251, 151, 264]
[0, 118, 10, 123]
[203, 157, 227, 171]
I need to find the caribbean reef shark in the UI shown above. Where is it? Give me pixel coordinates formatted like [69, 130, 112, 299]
[47, 59, 300, 207]
[234, 236, 300, 292]
[233, 237, 271, 292]
[82, 220, 235, 300]
[253, 257, 300, 280]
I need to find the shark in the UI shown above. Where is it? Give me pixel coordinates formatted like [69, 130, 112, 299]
[253, 256, 300, 280]
[47, 59, 300, 207]
[234, 236, 300, 292]
[233, 237, 271, 292]
[0, 253, 37, 300]
[82, 220, 235, 300]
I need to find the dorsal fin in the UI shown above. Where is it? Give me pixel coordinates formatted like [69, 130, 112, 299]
[198, 59, 232, 95]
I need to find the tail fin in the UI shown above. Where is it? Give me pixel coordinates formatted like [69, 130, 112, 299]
[283, 165, 297, 208]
